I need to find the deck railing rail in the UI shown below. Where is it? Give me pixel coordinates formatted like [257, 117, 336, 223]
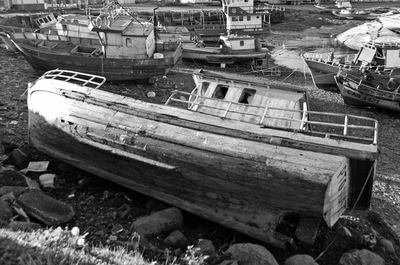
[165, 90, 378, 145]
[42, 69, 106, 89]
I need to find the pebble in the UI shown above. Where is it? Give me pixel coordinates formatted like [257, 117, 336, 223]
[131, 207, 183, 238]
[195, 239, 216, 257]
[164, 230, 188, 249]
[379, 238, 395, 254]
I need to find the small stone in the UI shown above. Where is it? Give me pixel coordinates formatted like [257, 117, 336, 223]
[0, 200, 13, 221]
[147, 91, 156, 98]
[164, 230, 188, 249]
[9, 145, 30, 169]
[17, 189, 75, 226]
[131, 207, 183, 238]
[284, 254, 318, 265]
[71, 226, 80, 236]
[195, 239, 216, 257]
[0, 167, 29, 196]
[109, 235, 118, 241]
[379, 238, 395, 254]
[339, 249, 384, 265]
[226, 243, 278, 265]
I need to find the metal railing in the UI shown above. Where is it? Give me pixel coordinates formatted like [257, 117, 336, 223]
[42, 69, 106, 89]
[165, 90, 378, 145]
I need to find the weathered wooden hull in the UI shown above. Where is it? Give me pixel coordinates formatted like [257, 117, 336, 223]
[303, 58, 341, 91]
[28, 74, 357, 247]
[336, 76, 400, 112]
[182, 46, 267, 64]
[10, 37, 181, 81]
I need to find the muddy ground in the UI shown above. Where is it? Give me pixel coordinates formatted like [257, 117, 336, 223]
[1, 4, 400, 265]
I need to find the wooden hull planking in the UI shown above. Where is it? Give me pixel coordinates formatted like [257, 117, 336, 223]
[182, 47, 267, 64]
[28, 77, 356, 246]
[304, 58, 341, 91]
[336, 76, 400, 112]
[10, 37, 181, 81]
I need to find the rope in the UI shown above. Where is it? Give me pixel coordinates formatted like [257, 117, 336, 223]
[315, 162, 376, 261]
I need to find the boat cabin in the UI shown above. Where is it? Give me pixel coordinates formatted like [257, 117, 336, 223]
[33, 13, 57, 30]
[354, 41, 400, 69]
[221, 0, 266, 32]
[167, 70, 307, 130]
[89, 15, 156, 59]
[56, 14, 101, 41]
[219, 34, 260, 53]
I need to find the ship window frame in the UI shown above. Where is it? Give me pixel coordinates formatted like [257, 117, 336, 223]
[247, 16, 251, 21]
[238, 88, 256, 104]
[240, 40, 244, 46]
[212, 85, 229, 100]
[239, 16, 243, 21]
[232, 16, 238, 22]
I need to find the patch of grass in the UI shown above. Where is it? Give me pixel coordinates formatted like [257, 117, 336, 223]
[0, 227, 155, 265]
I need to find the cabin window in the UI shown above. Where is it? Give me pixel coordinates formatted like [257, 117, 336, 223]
[232, 16, 238, 22]
[239, 88, 256, 104]
[62, 24, 67, 31]
[44, 17, 49, 23]
[256, 16, 260, 19]
[213, 85, 229, 99]
[247, 16, 251, 21]
[201, 82, 210, 95]
[126, 38, 133, 47]
[239, 16, 243, 21]
[240, 40, 244, 46]
[245, 0, 248, 2]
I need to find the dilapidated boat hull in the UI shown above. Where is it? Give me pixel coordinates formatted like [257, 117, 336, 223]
[10, 34, 181, 81]
[335, 76, 400, 112]
[303, 58, 341, 91]
[28, 70, 378, 247]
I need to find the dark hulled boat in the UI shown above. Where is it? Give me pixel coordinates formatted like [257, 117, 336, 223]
[9, 15, 182, 81]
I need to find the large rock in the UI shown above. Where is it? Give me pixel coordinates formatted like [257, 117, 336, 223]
[285, 254, 318, 265]
[225, 243, 278, 265]
[0, 199, 13, 221]
[0, 167, 28, 196]
[131, 207, 183, 238]
[17, 189, 75, 226]
[339, 249, 385, 265]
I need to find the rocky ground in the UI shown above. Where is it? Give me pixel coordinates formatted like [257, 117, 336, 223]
[1, 4, 400, 265]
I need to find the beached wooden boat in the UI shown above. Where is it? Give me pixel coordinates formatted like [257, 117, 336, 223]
[182, 34, 267, 65]
[332, 9, 375, 20]
[28, 69, 378, 247]
[9, 15, 182, 81]
[335, 68, 400, 112]
[303, 41, 400, 91]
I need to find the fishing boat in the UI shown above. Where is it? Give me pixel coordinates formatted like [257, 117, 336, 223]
[332, 9, 374, 20]
[303, 41, 400, 91]
[28, 69, 378, 247]
[335, 68, 400, 112]
[8, 14, 182, 81]
[182, 34, 267, 65]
